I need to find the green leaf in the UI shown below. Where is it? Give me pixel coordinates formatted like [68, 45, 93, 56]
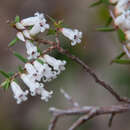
[105, 17, 113, 26]
[13, 52, 28, 63]
[0, 70, 10, 78]
[112, 59, 130, 64]
[8, 37, 19, 47]
[37, 58, 44, 65]
[1, 79, 10, 90]
[18, 66, 24, 73]
[115, 52, 126, 59]
[47, 29, 56, 35]
[117, 29, 126, 42]
[96, 27, 115, 32]
[15, 16, 20, 23]
[46, 15, 56, 23]
[8, 72, 15, 77]
[90, 0, 102, 7]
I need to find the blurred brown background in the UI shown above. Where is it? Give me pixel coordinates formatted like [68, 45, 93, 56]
[0, 0, 130, 130]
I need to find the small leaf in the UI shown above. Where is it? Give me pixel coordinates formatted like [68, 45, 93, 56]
[0, 70, 10, 78]
[37, 47, 42, 54]
[47, 29, 56, 35]
[90, 0, 102, 7]
[15, 16, 20, 23]
[1, 79, 10, 90]
[8, 72, 15, 77]
[115, 52, 126, 59]
[46, 15, 56, 23]
[13, 52, 28, 63]
[112, 59, 130, 64]
[8, 37, 19, 47]
[18, 66, 24, 73]
[37, 58, 44, 65]
[117, 29, 126, 42]
[96, 27, 115, 32]
[105, 17, 113, 26]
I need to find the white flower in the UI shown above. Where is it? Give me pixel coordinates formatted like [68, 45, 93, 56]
[33, 60, 45, 74]
[39, 87, 53, 102]
[21, 17, 40, 26]
[29, 23, 41, 36]
[123, 43, 130, 58]
[23, 30, 32, 39]
[42, 64, 57, 82]
[21, 12, 49, 36]
[16, 32, 25, 42]
[11, 81, 28, 104]
[25, 63, 42, 81]
[125, 31, 130, 41]
[61, 28, 82, 46]
[43, 55, 66, 71]
[21, 73, 53, 101]
[109, 0, 119, 4]
[114, 10, 130, 30]
[25, 40, 40, 60]
[16, 22, 25, 30]
[115, 0, 128, 16]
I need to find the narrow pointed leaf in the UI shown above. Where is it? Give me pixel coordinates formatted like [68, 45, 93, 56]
[47, 29, 56, 35]
[90, 0, 102, 7]
[8, 72, 15, 77]
[96, 27, 115, 32]
[1, 79, 10, 90]
[115, 52, 125, 59]
[105, 17, 113, 26]
[18, 66, 24, 73]
[117, 29, 126, 42]
[0, 70, 10, 78]
[15, 16, 20, 23]
[112, 59, 130, 64]
[13, 52, 28, 63]
[37, 58, 44, 65]
[8, 37, 19, 47]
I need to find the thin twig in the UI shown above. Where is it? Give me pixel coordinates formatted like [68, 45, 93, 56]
[49, 104, 130, 130]
[57, 47, 130, 103]
[60, 89, 79, 108]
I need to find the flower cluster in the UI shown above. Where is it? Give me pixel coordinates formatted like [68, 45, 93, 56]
[1, 12, 83, 104]
[15, 12, 50, 60]
[11, 54, 66, 104]
[110, 0, 130, 57]
[8, 12, 68, 104]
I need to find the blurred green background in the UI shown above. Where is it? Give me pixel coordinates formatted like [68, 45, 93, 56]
[0, 0, 130, 130]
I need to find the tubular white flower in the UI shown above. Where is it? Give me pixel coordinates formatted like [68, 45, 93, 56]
[61, 28, 82, 46]
[21, 17, 40, 26]
[16, 32, 25, 42]
[16, 22, 25, 30]
[115, 0, 128, 16]
[33, 60, 45, 74]
[123, 44, 130, 58]
[21, 12, 49, 36]
[114, 10, 130, 30]
[125, 31, 130, 41]
[23, 30, 32, 39]
[43, 55, 66, 71]
[29, 23, 41, 36]
[25, 40, 40, 60]
[11, 81, 28, 104]
[109, 0, 119, 4]
[21, 73, 52, 101]
[25, 63, 42, 81]
[39, 87, 53, 102]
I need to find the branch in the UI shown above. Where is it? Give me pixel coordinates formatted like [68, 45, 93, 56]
[57, 47, 130, 103]
[49, 104, 130, 130]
